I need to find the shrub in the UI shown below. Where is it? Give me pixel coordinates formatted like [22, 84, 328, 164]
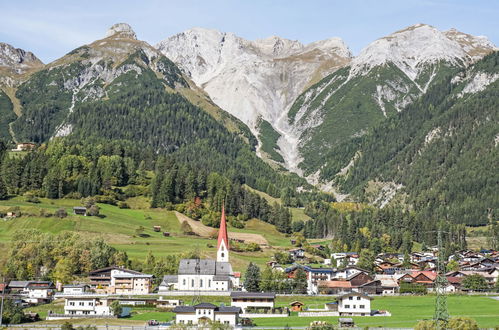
[117, 201, 129, 209]
[87, 205, 100, 216]
[55, 208, 68, 218]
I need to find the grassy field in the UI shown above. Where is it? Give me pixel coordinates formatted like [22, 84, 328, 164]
[0, 197, 293, 271]
[26, 295, 499, 328]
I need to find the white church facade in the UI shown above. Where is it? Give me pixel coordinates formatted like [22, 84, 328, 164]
[160, 206, 237, 292]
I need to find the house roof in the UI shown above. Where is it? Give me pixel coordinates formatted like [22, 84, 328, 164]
[172, 303, 240, 314]
[161, 275, 178, 284]
[318, 280, 351, 288]
[8, 281, 31, 288]
[178, 259, 232, 276]
[73, 207, 86, 210]
[89, 266, 142, 276]
[231, 292, 275, 299]
[113, 273, 153, 279]
[336, 292, 373, 301]
[194, 303, 217, 309]
[63, 284, 89, 288]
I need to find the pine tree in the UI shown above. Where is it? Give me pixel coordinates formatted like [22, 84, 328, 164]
[244, 262, 261, 292]
[0, 177, 7, 200]
[293, 268, 308, 294]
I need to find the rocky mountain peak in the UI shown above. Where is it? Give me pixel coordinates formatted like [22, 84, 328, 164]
[444, 28, 497, 61]
[105, 23, 137, 40]
[0, 42, 43, 69]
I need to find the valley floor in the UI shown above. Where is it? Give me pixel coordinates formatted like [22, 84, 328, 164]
[22, 295, 499, 328]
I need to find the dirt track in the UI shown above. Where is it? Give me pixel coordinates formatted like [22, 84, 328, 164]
[175, 211, 268, 245]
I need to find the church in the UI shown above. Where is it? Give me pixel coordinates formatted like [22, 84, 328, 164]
[160, 206, 238, 292]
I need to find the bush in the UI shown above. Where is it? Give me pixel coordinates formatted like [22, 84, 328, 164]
[117, 201, 129, 209]
[87, 205, 100, 216]
[24, 193, 40, 203]
[55, 208, 68, 218]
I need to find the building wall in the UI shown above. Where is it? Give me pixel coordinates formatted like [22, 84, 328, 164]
[215, 312, 237, 325]
[338, 296, 371, 316]
[178, 275, 231, 291]
[231, 299, 274, 312]
[63, 288, 85, 295]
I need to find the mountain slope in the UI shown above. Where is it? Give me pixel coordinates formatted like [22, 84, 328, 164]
[288, 24, 497, 181]
[9, 23, 308, 195]
[336, 51, 499, 225]
[156, 28, 352, 165]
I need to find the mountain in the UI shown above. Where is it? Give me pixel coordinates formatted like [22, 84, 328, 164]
[6, 23, 308, 195]
[336, 51, 499, 225]
[156, 28, 352, 166]
[287, 24, 497, 182]
[0, 42, 43, 87]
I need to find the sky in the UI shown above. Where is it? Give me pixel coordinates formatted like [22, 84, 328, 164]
[1, 0, 498, 63]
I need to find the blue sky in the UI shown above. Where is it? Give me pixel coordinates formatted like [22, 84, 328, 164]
[1, 0, 498, 63]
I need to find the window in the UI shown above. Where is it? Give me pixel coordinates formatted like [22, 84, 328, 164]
[353, 305, 356, 309]
[224, 321, 229, 324]
[349, 297, 353, 300]
[192, 279, 194, 287]
[79, 302, 84, 306]
[221, 253, 225, 258]
[183, 279, 186, 285]
[69, 302, 75, 306]
[345, 305, 350, 308]
[209, 280, 211, 287]
[357, 296, 361, 300]
[360, 305, 365, 309]
[200, 279, 203, 287]
[89, 302, 93, 306]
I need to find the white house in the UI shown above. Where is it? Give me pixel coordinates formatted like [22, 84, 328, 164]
[230, 292, 275, 313]
[63, 284, 90, 295]
[157, 297, 183, 309]
[173, 303, 241, 326]
[158, 275, 179, 292]
[64, 297, 111, 316]
[109, 270, 153, 294]
[336, 292, 373, 316]
[334, 266, 367, 280]
[177, 207, 237, 291]
[24, 282, 55, 304]
[332, 252, 359, 266]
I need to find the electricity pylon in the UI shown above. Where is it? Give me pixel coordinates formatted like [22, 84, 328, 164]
[434, 228, 449, 328]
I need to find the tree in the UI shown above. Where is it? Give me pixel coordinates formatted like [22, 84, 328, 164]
[259, 267, 274, 292]
[87, 205, 100, 216]
[110, 300, 123, 317]
[447, 317, 478, 330]
[0, 177, 7, 200]
[446, 259, 460, 272]
[293, 268, 308, 294]
[55, 208, 68, 218]
[357, 249, 375, 272]
[462, 274, 488, 291]
[402, 251, 411, 269]
[61, 322, 75, 330]
[52, 258, 75, 284]
[244, 262, 261, 292]
[1, 298, 26, 324]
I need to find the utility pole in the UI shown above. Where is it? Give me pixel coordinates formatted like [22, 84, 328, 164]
[434, 228, 449, 328]
[0, 276, 5, 327]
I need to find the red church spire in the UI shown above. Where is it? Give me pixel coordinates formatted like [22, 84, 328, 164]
[217, 203, 229, 250]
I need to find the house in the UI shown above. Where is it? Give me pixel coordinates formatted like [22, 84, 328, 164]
[64, 296, 112, 316]
[289, 248, 305, 259]
[347, 272, 373, 287]
[89, 266, 152, 294]
[110, 270, 153, 294]
[63, 284, 90, 295]
[318, 280, 352, 295]
[230, 292, 275, 313]
[285, 265, 335, 294]
[177, 207, 237, 291]
[172, 303, 240, 326]
[158, 275, 179, 292]
[157, 298, 183, 309]
[336, 292, 372, 316]
[25, 281, 56, 304]
[373, 275, 400, 294]
[331, 252, 359, 266]
[334, 266, 369, 280]
[8, 281, 55, 304]
[290, 301, 304, 312]
[73, 207, 87, 216]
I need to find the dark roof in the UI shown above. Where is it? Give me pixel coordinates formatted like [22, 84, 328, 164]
[336, 292, 373, 301]
[194, 303, 217, 309]
[173, 306, 195, 313]
[218, 306, 241, 313]
[63, 284, 89, 288]
[89, 266, 142, 276]
[231, 292, 275, 299]
[178, 259, 232, 275]
[161, 275, 178, 284]
[213, 275, 231, 281]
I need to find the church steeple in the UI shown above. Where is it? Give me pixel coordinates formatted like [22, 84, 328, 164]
[217, 204, 229, 262]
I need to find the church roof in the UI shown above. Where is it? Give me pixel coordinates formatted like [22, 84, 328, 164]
[217, 205, 229, 250]
[178, 259, 232, 275]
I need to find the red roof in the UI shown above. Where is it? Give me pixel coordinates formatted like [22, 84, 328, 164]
[446, 276, 462, 284]
[233, 272, 241, 278]
[318, 280, 352, 288]
[217, 204, 229, 250]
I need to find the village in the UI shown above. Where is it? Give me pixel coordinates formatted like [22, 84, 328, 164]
[1, 209, 498, 328]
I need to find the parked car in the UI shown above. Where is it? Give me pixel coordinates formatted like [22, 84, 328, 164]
[147, 320, 160, 326]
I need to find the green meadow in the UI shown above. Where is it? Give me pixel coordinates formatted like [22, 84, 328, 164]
[0, 196, 293, 271]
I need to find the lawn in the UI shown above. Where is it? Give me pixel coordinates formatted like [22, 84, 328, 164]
[254, 295, 499, 328]
[27, 295, 499, 328]
[0, 197, 290, 272]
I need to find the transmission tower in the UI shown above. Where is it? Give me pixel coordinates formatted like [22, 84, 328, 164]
[191, 257, 201, 306]
[434, 228, 449, 327]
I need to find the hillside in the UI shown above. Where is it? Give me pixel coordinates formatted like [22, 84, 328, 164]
[0, 197, 292, 272]
[334, 51, 499, 225]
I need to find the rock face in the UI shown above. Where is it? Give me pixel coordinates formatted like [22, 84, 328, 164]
[0, 42, 44, 86]
[156, 28, 352, 166]
[105, 23, 137, 40]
